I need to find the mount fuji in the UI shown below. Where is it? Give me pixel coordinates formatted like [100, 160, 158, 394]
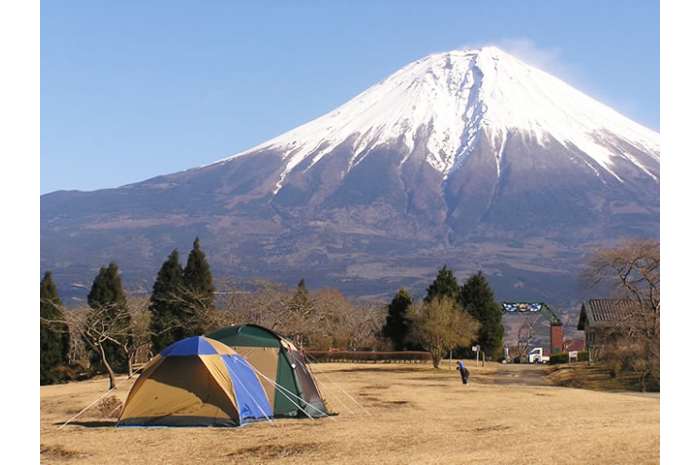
[41, 47, 659, 306]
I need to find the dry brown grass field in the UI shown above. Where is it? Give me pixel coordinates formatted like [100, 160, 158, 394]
[40, 362, 659, 465]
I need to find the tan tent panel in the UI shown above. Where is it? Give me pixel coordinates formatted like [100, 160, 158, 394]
[198, 355, 238, 405]
[119, 356, 239, 426]
[121, 354, 164, 409]
[205, 338, 236, 355]
[231, 346, 280, 411]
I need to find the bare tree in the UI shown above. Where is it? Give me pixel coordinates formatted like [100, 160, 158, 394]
[121, 297, 153, 377]
[155, 282, 219, 335]
[82, 303, 131, 389]
[219, 279, 293, 330]
[309, 288, 353, 349]
[514, 317, 536, 362]
[345, 302, 385, 351]
[40, 301, 133, 390]
[42, 296, 169, 390]
[216, 281, 384, 351]
[583, 239, 660, 390]
[409, 297, 480, 368]
[63, 307, 91, 367]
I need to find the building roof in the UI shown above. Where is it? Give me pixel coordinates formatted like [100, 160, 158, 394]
[577, 299, 638, 330]
[563, 338, 585, 352]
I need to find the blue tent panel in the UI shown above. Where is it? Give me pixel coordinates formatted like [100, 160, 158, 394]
[222, 355, 273, 422]
[159, 336, 217, 357]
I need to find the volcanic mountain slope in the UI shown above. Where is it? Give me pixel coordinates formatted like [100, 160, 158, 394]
[41, 46, 659, 304]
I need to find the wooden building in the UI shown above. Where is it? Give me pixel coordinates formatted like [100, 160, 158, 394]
[577, 299, 638, 360]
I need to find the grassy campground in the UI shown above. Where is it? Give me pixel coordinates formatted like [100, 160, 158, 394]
[40, 362, 659, 465]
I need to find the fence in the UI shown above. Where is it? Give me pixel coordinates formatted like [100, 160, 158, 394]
[304, 350, 432, 364]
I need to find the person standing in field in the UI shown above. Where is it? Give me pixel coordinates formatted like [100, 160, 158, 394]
[456, 360, 470, 385]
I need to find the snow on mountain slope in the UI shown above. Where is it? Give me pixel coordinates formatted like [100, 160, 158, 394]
[41, 46, 660, 303]
[215, 46, 659, 192]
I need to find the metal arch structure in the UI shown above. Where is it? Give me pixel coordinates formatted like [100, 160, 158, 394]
[500, 302, 562, 325]
[500, 302, 564, 357]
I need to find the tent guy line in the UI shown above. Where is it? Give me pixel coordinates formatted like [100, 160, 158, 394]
[305, 352, 372, 416]
[249, 364, 333, 421]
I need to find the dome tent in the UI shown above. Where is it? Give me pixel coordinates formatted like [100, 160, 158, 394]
[207, 324, 327, 418]
[117, 336, 272, 427]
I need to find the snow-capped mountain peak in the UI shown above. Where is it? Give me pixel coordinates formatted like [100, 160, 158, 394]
[216, 46, 659, 193]
[42, 47, 660, 305]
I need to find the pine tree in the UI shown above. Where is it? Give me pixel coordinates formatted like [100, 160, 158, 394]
[287, 278, 314, 347]
[40, 272, 70, 385]
[289, 279, 311, 313]
[149, 249, 186, 353]
[381, 288, 413, 350]
[182, 237, 215, 335]
[88, 262, 129, 310]
[460, 271, 504, 358]
[424, 265, 460, 303]
[87, 262, 131, 372]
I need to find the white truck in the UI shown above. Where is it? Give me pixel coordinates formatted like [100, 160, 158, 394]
[528, 347, 549, 364]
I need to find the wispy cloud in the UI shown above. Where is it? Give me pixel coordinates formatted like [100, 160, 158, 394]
[494, 39, 657, 130]
[453, 38, 656, 130]
[473, 38, 598, 100]
[493, 38, 564, 73]
[461, 38, 575, 82]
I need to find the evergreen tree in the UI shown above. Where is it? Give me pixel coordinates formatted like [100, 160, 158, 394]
[381, 288, 413, 350]
[182, 237, 215, 335]
[460, 271, 504, 358]
[149, 249, 186, 353]
[87, 262, 131, 372]
[289, 279, 311, 313]
[287, 278, 315, 347]
[40, 272, 70, 385]
[424, 265, 460, 303]
[88, 262, 129, 310]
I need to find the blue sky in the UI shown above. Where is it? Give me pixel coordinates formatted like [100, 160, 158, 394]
[41, 1, 659, 194]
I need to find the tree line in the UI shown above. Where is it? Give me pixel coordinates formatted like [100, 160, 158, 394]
[42, 244, 503, 387]
[40, 237, 659, 388]
[40, 238, 216, 388]
[40, 237, 387, 387]
[381, 266, 504, 368]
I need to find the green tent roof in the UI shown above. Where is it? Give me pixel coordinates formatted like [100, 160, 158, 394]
[207, 324, 281, 348]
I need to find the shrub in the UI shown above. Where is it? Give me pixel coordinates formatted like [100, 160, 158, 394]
[90, 395, 123, 419]
[549, 353, 569, 364]
[548, 351, 589, 364]
[305, 350, 432, 363]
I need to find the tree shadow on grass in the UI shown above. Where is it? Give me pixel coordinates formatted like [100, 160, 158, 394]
[53, 420, 117, 428]
[321, 366, 425, 374]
